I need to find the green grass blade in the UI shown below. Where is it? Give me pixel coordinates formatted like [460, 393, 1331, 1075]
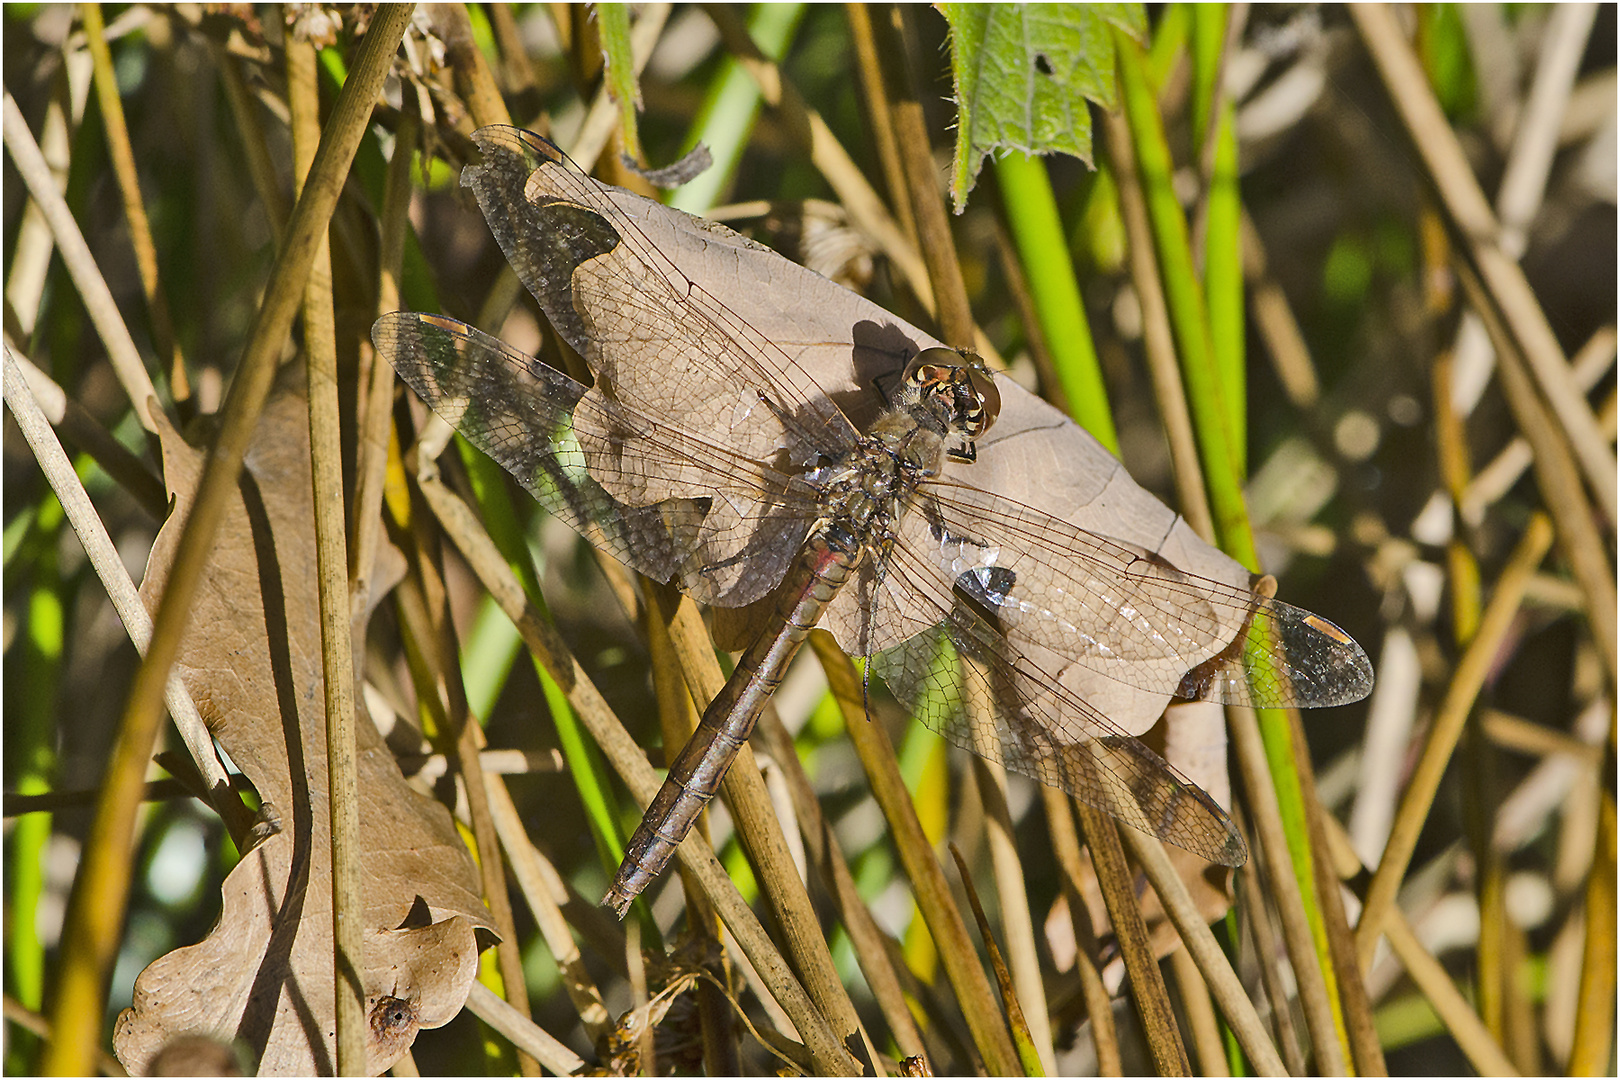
[668, 4, 805, 214]
[995, 151, 1118, 453]
[1117, 22, 1344, 1043]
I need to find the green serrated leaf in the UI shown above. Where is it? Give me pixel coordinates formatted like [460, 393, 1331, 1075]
[941, 3, 1147, 210]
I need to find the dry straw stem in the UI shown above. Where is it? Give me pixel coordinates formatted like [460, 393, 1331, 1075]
[1239, 211, 1320, 410]
[870, 3, 976, 349]
[1567, 794, 1617, 1074]
[808, 630, 1022, 1077]
[706, 3, 1001, 367]
[1462, 326, 1618, 522]
[1228, 705, 1349, 1075]
[946, 845, 1045, 1076]
[1169, 945, 1227, 1077]
[844, 3, 918, 246]
[1105, 107, 1215, 540]
[35, 12, 412, 1072]
[414, 475, 859, 1075]
[80, 2, 188, 406]
[645, 590, 871, 1066]
[1295, 708, 1387, 1077]
[1238, 855, 1308, 1075]
[7, 348, 168, 524]
[480, 770, 613, 1041]
[1321, 816, 1518, 1077]
[1453, 255, 1619, 687]
[209, 36, 291, 237]
[435, 3, 512, 137]
[1351, 5, 1616, 523]
[350, 101, 416, 615]
[638, 595, 742, 1076]
[1040, 787, 1122, 1076]
[3, 994, 125, 1076]
[971, 754, 1057, 1073]
[753, 710, 930, 1062]
[2, 91, 161, 434]
[1072, 801, 1190, 1074]
[286, 36, 366, 1071]
[1355, 513, 1555, 971]
[463, 981, 585, 1075]
[389, 548, 539, 1075]
[1, 349, 247, 841]
[1118, 825, 1287, 1076]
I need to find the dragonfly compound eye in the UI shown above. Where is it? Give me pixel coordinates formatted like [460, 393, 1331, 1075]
[904, 347, 1001, 437]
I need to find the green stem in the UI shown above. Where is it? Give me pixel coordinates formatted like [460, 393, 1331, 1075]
[1117, 22, 1341, 1035]
[995, 152, 1117, 454]
[669, 3, 805, 214]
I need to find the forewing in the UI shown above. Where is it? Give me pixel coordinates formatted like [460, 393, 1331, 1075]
[373, 313, 820, 607]
[462, 126, 859, 473]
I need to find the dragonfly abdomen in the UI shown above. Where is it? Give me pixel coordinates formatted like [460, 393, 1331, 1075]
[604, 529, 865, 917]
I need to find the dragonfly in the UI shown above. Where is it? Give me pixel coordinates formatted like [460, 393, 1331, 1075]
[374, 126, 1374, 919]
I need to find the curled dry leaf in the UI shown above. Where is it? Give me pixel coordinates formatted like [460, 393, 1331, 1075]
[114, 377, 495, 1076]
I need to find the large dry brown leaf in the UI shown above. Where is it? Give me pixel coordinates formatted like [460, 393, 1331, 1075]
[114, 377, 495, 1076]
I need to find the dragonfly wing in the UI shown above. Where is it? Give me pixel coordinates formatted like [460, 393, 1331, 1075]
[869, 591, 1248, 866]
[374, 313, 819, 607]
[892, 480, 1373, 710]
[463, 126, 859, 471]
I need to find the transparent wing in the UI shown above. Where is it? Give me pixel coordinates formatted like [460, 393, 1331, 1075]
[462, 125, 859, 470]
[373, 312, 826, 607]
[889, 479, 1374, 709]
[869, 586, 1249, 866]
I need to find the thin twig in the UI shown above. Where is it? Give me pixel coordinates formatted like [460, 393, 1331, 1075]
[1351, 4, 1616, 522]
[1355, 514, 1555, 969]
[2, 348, 249, 841]
[1119, 826, 1288, 1076]
[2, 91, 161, 434]
[463, 982, 587, 1075]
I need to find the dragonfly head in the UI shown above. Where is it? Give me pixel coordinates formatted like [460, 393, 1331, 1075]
[901, 347, 1001, 463]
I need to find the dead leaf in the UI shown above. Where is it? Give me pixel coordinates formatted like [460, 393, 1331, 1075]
[114, 374, 495, 1076]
